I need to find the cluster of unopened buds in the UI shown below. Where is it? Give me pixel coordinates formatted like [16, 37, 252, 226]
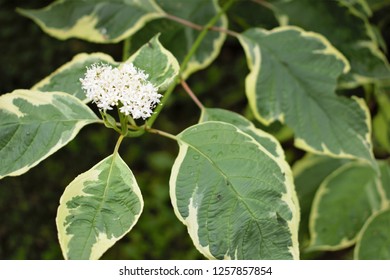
[80, 62, 161, 120]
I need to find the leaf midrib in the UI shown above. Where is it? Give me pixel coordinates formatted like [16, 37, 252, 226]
[179, 132, 284, 258]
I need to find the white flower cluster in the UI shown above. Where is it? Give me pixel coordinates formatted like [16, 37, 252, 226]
[80, 63, 161, 120]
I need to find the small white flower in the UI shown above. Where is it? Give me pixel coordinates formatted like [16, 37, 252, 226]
[80, 62, 161, 120]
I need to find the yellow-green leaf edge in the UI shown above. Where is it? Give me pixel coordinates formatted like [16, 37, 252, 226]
[169, 121, 300, 260]
[56, 154, 143, 260]
[353, 208, 390, 259]
[17, 0, 166, 43]
[125, 34, 180, 91]
[32, 52, 117, 102]
[238, 26, 376, 167]
[0, 90, 99, 179]
[308, 161, 387, 251]
[181, 0, 228, 79]
[238, 25, 350, 127]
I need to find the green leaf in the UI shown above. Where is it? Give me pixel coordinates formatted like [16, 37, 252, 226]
[366, 0, 390, 11]
[17, 0, 165, 43]
[200, 108, 283, 158]
[338, 0, 372, 17]
[373, 83, 390, 153]
[225, 0, 279, 31]
[170, 121, 299, 259]
[56, 153, 143, 260]
[128, 0, 228, 78]
[269, 0, 390, 86]
[125, 34, 179, 91]
[0, 90, 99, 179]
[354, 208, 390, 259]
[292, 154, 348, 249]
[238, 26, 375, 166]
[33, 53, 118, 102]
[309, 162, 382, 251]
[378, 160, 390, 205]
[32, 34, 178, 105]
[353, 160, 390, 260]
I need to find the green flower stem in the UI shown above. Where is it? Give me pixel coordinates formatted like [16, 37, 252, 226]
[118, 107, 129, 135]
[147, 128, 177, 141]
[101, 111, 122, 134]
[145, 79, 174, 128]
[146, 0, 236, 128]
[125, 129, 146, 138]
[180, 0, 235, 75]
[113, 134, 125, 156]
[127, 115, 137, 127]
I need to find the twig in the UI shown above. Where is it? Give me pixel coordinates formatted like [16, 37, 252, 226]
[147, 127, 177, 141]
[146, 0, 235, 129]
[164, 7, 239, 37]
[209, 25, 239, 37]
[165, 13, 203, 30]
[181, 79, 204, 110]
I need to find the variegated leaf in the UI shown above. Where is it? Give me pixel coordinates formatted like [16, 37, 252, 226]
[56, 154, 143, 260]
[373, 82, 390, 153]
[309, 162, 386, 251]
[126, 34, 179, 91]
[238, 26, 375, 167]
[0, 90, 99, 179]
[128, 0, 228, 78]
[292, 154, 349, 249]
[199, 107, 284, 158]
[378, 160, 390, 204]
[269, 0, 390, 86]
[170, 121, 299, 259]
[33, 53, 117, 102]
[354, 208, 390, 259]
[17, 0, 165, 43]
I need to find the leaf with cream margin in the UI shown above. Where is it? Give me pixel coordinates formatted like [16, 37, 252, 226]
[17, 0, 165, 43]
[200, 107, 288, 159]
[32, 34, 178, 107]
[238, 26, 375, 167]
[125, 34, 179, 91]
[354, 160, 390, 260]
[127, 0, 228, 78]
[269, 0, 390, 86]
[0, 90, 99, 179]
[33, 53, 117, 102]
[378, 160, 390, 204]
[56, 153, 143, 259]
[170, 121, 299, 259]
[308, 162, 387, 251]
[292, 154, 348, 249]
[373, 82, 390, 153]
[354, 208, 390, 259]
